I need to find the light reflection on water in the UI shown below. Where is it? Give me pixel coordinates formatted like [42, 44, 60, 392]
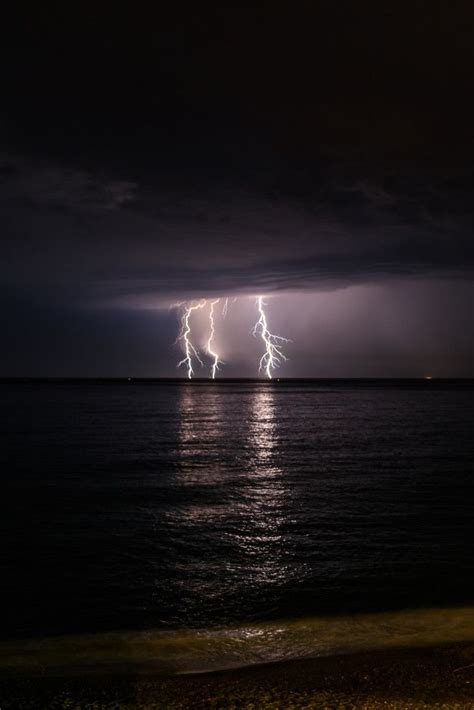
[147, 381, 474, 630]
[236, 386, 289, 588]
[177, 384, 228, 483]
[172, 384, 295, 610]
[1, 381, 473, 640]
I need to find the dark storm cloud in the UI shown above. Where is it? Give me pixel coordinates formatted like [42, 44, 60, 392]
[1, 3, 473, 375]
[1, 150, 473, 305]
[0, 153, 136, 210]
[2, 2, 474, 306]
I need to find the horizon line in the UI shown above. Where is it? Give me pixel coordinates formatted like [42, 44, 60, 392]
[1, 377, 473, 383]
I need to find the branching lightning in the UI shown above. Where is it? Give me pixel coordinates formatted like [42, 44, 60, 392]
[222, 297, 229, 318]
[177, 300, 207, 379]
[252, 296, 290, 379]
[174, 294, 288, 380]
[207, 299, 223, 379]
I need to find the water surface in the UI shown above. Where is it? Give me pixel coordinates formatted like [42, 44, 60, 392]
[1, 380, 473, 663]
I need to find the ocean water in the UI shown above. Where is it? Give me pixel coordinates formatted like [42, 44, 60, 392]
[1, 380, 473, 671]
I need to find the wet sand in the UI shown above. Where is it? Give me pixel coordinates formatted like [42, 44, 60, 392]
[1, 642, 473, 709]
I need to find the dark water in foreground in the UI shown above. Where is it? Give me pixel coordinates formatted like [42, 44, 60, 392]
[1, 380, 473, 665]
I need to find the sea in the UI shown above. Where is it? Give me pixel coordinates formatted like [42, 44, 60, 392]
[1, 379, 473, 673]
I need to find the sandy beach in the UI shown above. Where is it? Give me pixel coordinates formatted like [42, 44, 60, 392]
[1, 642, 473, 709]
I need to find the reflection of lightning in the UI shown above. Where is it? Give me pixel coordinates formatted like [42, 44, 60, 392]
[177, 301, 206, 379]
[207, 299, 223, 379]
[252, 296, 290, 379]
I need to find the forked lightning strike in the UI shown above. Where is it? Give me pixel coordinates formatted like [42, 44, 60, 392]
[177, 300, 207, 379]
[207, 299, 223, 379]
[175, 294, 288, 379]
[252, 296, 290, 379]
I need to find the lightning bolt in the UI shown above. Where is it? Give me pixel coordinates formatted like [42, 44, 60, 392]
[207, 299, 223, 379]
[177, 300, 207, 379]
[222, 297, 229, 318]
[252, 296, 290, 379]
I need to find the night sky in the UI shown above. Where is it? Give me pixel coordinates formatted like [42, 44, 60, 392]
[1, 3, 473, 376]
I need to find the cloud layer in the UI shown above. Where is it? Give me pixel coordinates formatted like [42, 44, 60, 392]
[1, 153, 473, 308]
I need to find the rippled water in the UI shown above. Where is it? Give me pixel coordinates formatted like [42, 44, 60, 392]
[1, 380, 473, 649]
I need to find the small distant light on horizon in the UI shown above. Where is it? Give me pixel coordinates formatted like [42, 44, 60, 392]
[424, 375, 433, 380]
